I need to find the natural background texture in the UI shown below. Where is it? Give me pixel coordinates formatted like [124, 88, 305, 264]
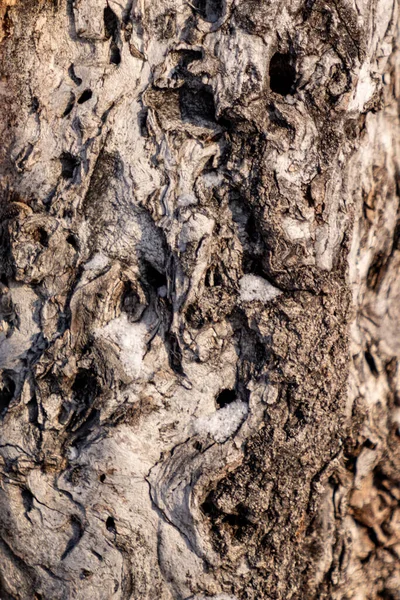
[0, 0, 400, 598]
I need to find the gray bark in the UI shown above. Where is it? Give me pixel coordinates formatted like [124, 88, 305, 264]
[0, 0, 400, 598]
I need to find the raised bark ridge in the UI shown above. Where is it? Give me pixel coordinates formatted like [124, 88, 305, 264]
[0, 1, 399, 598]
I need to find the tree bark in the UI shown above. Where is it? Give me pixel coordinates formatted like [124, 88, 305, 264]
[0, 0, 400, 598]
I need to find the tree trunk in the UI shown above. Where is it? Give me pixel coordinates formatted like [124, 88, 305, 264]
[0, 0, 399, 598]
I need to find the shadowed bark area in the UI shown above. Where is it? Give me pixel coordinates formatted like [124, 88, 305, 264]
[0, 0, 399, 599]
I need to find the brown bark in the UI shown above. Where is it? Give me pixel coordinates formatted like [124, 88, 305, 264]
[0, 1, 400, 599]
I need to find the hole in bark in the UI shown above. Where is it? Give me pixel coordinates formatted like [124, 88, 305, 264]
[21, 488, 34, 514]
[192, 0, 225, 22]
[68, 63, 82, 86]
[27, 395, 39, 424]
[185, 303, 205, 329]
[293, 404, 311, 426]
[32, 227, 49, 247]
[72, 368, 100, 407]
[106, 516, 117, 532]
[104, 6, 119, 39]
[99, 474, 106, 483]
[242, 254, 268, 279]
[305, 183, 314, 208]
[179, 84, 216, 124]
[142, 260, 167, 290]
[62, 93, 75, 117]
[245, 213, 261, 244]
[365, 350, 379, 377]
[77, 89, 93, 104]
[121, 281, 142, 322]
[63, 208, 74, 219]
[60, 153, 80, 179]
[205, 266, 223, 287]
[31, 96, 39, 113]
[104, 5, 121, 64]
[0, 372, 16, 415]
[176, 49, 203, 69]
[110, 42, 121, 65]
[138, 107, 149, 137]
[269, 52, 297, 96]
[61, 515, 84, 561]
[66, 234, 79, 250]
[202, 155, 216, 174]
[378, 592, 399, 600]
[80, 570, 93, 580]
[363, 438, 377, 450]
[216, 389, 236, 408]
[58, 403, 70, 425]
[166, 332, 184, 375]
[344, 454, 357, 473]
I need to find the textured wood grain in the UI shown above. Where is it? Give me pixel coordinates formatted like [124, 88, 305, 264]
[0, 1, 400, 598]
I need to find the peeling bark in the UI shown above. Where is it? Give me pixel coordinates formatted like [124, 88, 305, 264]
[0, 0, 400, 598]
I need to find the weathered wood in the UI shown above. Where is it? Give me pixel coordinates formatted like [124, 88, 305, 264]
[0, 0, 400, 598]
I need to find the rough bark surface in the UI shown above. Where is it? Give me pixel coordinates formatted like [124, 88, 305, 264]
[0, 0, 400, 598]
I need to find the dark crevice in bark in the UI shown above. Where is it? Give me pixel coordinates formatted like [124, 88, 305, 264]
[269, 52, 298, 96]
[61, 515, 84, 561]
